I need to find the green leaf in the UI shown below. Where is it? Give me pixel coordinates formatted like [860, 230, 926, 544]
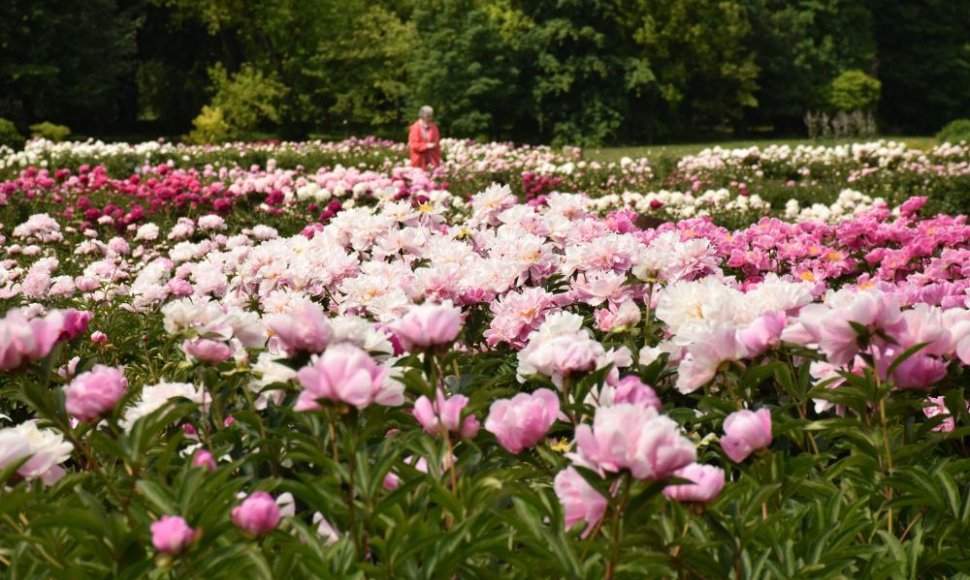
[0, 456, 29, 487]
[135, 480, 176, 515]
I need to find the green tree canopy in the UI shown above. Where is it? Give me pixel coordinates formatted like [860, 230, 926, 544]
[1, 0, 967, 143]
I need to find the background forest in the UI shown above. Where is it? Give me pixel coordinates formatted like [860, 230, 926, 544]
[1, 0, 968, 146]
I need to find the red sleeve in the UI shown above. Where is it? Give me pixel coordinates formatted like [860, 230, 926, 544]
[408, 124, 425, 153]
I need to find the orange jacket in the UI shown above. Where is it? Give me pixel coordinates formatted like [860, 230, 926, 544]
[408, 121, 441, 169]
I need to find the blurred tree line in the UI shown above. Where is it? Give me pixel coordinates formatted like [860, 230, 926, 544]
[0, 0, 967, 146]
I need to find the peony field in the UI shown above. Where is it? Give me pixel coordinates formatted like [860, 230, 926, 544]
[3, 136, 970, 577]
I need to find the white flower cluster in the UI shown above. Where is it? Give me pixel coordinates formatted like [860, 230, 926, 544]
[588, 188, 770, 219]
[677, 140, 970, 181]
[783, 189, 886, 223]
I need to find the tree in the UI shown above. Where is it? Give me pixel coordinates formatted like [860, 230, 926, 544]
[0, 0, 139, 133]
[225, 0, 364, 138]
[407, 0, 529, 141]
[867, 0, 970, 133]
[306, 4, 415, 137]
[744, 0, 876, 133]
[628, 0, 760, 137]
[516, 0, 652, 146]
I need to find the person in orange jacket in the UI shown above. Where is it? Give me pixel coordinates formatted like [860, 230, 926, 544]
[408, 106, 441, 170]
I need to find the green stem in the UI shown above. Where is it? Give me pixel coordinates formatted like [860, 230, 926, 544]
[670, 519, 692, 559]
[342, 412, 365, 557]
[878, 396, 894, 535]
[561, 375, 579, 425]
[75, 429, 133, 523]
[792, 401, 820, 455]
[347, 450, 359, 554]
[324, 407, 339, 463]
[444, 431, 457, 496]
[240, 383, 278, 478]
[423, 350, 439, 393]
[642, 282, 655, 352]
[606, 474, 632, 580]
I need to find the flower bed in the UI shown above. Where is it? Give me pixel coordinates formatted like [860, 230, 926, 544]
[1, 138, 970, 576]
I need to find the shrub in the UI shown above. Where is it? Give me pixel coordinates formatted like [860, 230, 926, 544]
[185, 105, 232, 145]
[29, 122, 71, 142]
[184, 64, 287, 144]
[209, 63, 286, 137]
[0, 118, 24, 149]
[828, 70, 881, 112]
[936, 119, 970, 144]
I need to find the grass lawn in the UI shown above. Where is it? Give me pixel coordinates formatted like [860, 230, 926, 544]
[585, 136, 936, 162]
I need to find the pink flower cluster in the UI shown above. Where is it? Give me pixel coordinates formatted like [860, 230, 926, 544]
[0, 308, 91, 370]
[413, 390, 480, 439]
[785, 290, 970, 390]
[571, 404, 696, 481]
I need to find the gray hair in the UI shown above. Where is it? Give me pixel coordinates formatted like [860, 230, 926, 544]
[419, 106, 434, 119]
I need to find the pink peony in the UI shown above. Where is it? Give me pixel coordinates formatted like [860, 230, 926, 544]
[151, 515, 196, 555]
[192, 449, 217, 472]
[554, 336, 601, 374]
[958, 334, 970, 366]
[573, 404, 695, 480]
[391, 300, 462, 351]
[182, 338, 232, 364]
[675, 324, 749, 394]
[610, 376, 662, 411]
[0, 429, 31, 476]
[166, 278, 193, 297]
[0, 309, 69, 371]
[265, 301, 333, 355]
[231, 491, 281, 536]
[898, 196, 927, 218]
[484, 388, 560, 453]
[65, 364, 127, 422]
[663, 463, 725, 503]
[295, 344, 395, 410]
[74, 276, 100, 292]
[877, 348, 947, 390]
[0, 420, 71, 485]
[738, 311, 786, 356]
[383, 472, 400, 491]
[554, 467, 608, 536]
[412, 389, 480, 439]
[522, 332, 605, 383]
[819, 291, 904, 366]
[59, 309, 92, 341]
[720, 409, 773, 463]
[895, 305, 952, 356]
[593, 301, 641, 332]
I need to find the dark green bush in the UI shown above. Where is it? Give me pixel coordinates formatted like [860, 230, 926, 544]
[0, 118, 24, 149]
[936, 119, 970, 144]
[29, 121, 72, 142]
